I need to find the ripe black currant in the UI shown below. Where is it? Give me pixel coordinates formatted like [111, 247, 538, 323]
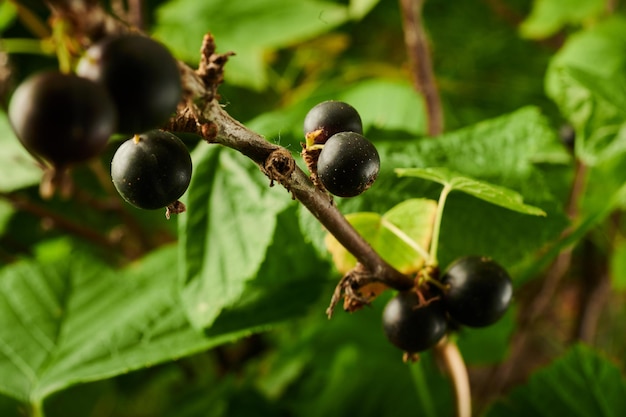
[111, 130, 192, 210]
[440, 256, 513, 327]
[316, 131, 380, 197]
[77, 34, 182, 134]
[303, 100, 363, 144]
[8, 71, 117, 168]
[382, 291, 448, 353]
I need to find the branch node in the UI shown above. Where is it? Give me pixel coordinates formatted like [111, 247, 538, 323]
[264, 148, 295, 189]
[326, 263, 390, 318]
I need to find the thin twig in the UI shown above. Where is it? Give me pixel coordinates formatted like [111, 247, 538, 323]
[399, 0, 443, 136]
[1, 192, 114, 251]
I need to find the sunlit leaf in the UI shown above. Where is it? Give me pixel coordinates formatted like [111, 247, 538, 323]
[0, 112, 42, 192]
[520, 0, 605, 39]
[395, 167, 547, 216]
[325, 199, 437, 274]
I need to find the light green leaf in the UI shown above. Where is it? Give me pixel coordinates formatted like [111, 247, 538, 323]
[349, 0, 381, 20]
[153, 0, 349, 90]
[340, 79, 426, 136]
[0, 1, 17, 32]
[395, 167, 546, 216]
[486, 344, 626, 417]
[325, 199, 437, 274]
[0, 112, 42, 192]
[0, 243, 226, 405]
[520, 0, 605, 40]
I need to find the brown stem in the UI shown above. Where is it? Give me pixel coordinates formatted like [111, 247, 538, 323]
[207, 104, 414, 292]
[399, 0, 443, 136]
[1, 192, 114, 251]
[45, 0, 415, 301]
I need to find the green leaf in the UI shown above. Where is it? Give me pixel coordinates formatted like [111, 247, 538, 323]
[153, 0, 349, 90]
[486, 344, 626, 417]
[178, 145, 325, 330]
[546, 17, 626, 164]
[258, 297, 454, 417]
[340, 79, 427, 136]
[0, 243, 224, 405]
[349, 0, 380, 19]
[396, 167, 546, 216]
[610, 240, 626, 291]
[325, 199, 437, 274]
[0, 1, 17, 32]
[520, 0, 605, 40]
[355, 107, 570, 273]
[0, 112, 42, 192]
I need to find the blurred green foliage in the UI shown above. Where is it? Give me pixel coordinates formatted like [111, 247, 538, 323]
[1, 0, 626, 416]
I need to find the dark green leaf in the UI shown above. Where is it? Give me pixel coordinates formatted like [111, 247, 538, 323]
[486, 344, 626, 417]
[0, 242, 221, 405]
[179, 145, 325, 330]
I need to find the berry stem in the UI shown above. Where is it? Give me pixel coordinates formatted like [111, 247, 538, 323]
[429, 183, 452, 267]
[433, 339, 471, 417]
[51, 18, 72, 74]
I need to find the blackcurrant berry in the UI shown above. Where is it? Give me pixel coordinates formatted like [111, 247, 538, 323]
[111, 130, 192, 210]
[303, 100, 363, 144]
[316, 131, 380, 197]
[440, 256, 513, 328]
[8, 71, 117, 168]
[382, 291, 448, 353]
[77, 34, 182, 134]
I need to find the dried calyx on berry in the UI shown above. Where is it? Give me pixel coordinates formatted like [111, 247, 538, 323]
[303, 100, 363, 145]
[302, 101, 379, 197]
[316, 131, 380, 197]
[382, 290, 448, 354]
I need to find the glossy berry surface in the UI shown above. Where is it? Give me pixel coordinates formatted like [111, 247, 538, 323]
[77, 34, 182, 134]
[8, 71, 116, 168]
[317, 132, 380, 197]
[382, 291, 448, 353]
[303, 101, 363, 144]
[441, 256, 513, 327]
[111, 130, 192, 209]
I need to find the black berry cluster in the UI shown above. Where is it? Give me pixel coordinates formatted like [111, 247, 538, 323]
[8, 34, 190, 210]
[303, 101, 380, 197]
[382, 256, 513, 355]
